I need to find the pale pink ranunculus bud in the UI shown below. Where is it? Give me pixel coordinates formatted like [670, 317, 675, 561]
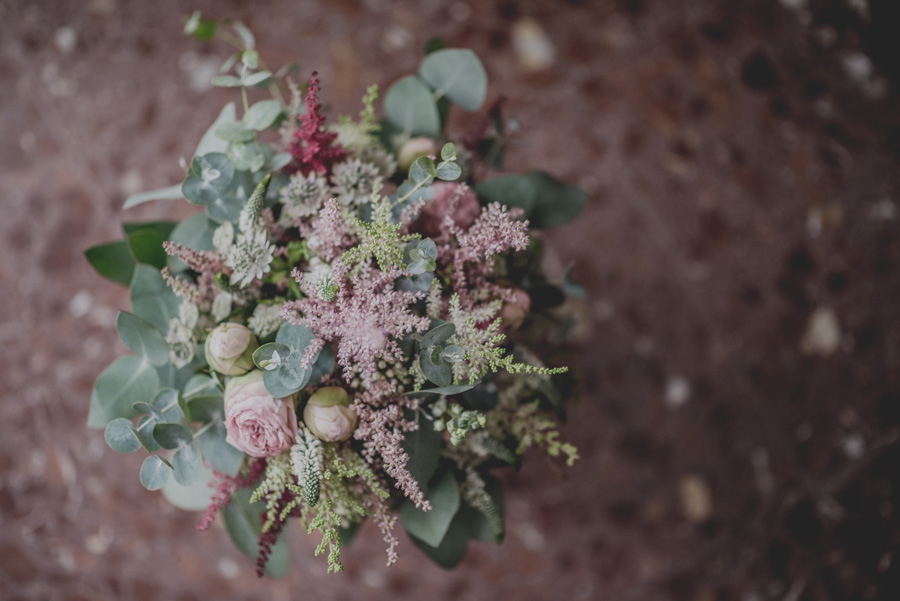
[397, 137, 438, 173]
[303, 386, 358, 442]
[224, 371, 298, 458]
[418, 182, 481, 238]
[500, 287, 532, 331]
[205, 323, 258, 376]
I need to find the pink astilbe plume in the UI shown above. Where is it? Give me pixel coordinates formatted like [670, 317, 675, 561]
[448, 202, 530, 308]
[351, 380, 430, 510]
[287, 72, 349, 177]
[282, 262, 430, 384]
[306, 198, 356, 262]
[162, 241, 229, 305]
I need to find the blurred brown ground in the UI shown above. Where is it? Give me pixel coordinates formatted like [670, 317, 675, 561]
[2, 0, 900, 599]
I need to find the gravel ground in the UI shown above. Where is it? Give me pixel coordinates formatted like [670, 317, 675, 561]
[2, 0, 900, 599]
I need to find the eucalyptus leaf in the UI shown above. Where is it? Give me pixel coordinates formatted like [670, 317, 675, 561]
[409, 156, 437, 186]
[123, 184, 183, 210]
[307, 343, 335, 386]
[116, 311, 169, 366]
[104, 418, 142, 454]
[183, 375, 221, 400]
[475, 174, 537, 216]
[186, 395, 225, 423]
[421, 323, 456, 349]
[173, 442, 203, 486]
[232, 21, 255, 49]
[195, 103, 236, 157]
[151, 388, 187, 423]
[183, 153, 235, 205]
[409, 509, 469, 569]
[196, 420, 244, 476]
[419, 49, 487, 111]
[441, 142, 457, 161]
[215, 121, 255, 143]
[525, 170, 588, 229]
[245, 100, 283, 131]
[400, 470, 461, 547]
[130, 264, 180, 333]
[395, 270, 434, 293]
[85, 241, 135, 287]
[140, 455, 171, 491]
[211, 75, 243, 87]
[384, 75, 440, 137]
[435, 161, 461, 181]
[228, 141, 266, 172]
[265, 152, 292, 173]
[152, 422, 194, 450]
[122, 221, 178, 239]
[242, 71, 272, 87]
[253, 342, 291, 371]
[87, 355, 160, 428]
[156, 356, 205, 391]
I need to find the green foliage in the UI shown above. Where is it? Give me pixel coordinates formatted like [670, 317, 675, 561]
[195, 103, 236, 157]
[400, 470, 461, 547]
[104, 418, 142, 454]
[476, 170, 588, 229]
[140, 455, 171, 491]
[162, 464, 214, 510]
[85, 240, 135, 286]
[130, 264, 180, 333]
[384, 76, 440, 137]
[404, 238, 437, 275]
[446, 408, 486, 446]
[507, 400, 579, 466]
[244, 100, 282, 130]
[123, 184, 183, 210]
[166, 212, 217, 272]
[222, 488, 291, 578]
[342, 192, 418, 272]
[116, 311, 169, 367]
[401, 411, 443, 485]
[255, 323, 319, 397]
[409, 510, 469, 569]
[87, 356, 159, 428]
[182, 153, 235, 205]
[419, 49, 487, 112]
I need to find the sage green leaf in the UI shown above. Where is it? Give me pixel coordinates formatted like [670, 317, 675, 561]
[525, 170, 588, 229]
[232, 21, 255, 49]
[441, 142, 457, 161]
[156, 356, 204, 391]
[421, 322, 455, 348]
[151, 388, 187, 422]
[211, 75, 243, 88]
[130, 264, 180, 333]
[215, 121, 255, 143]
[400, 470, 461, 547]
[116, 311, 169, 366]
[419, 49, 487, 111]
[173, 442, 203, 486]
[87, 355, 160, 428]
[152, 423, 194, 450]
[183, 153, 235, 206]
[409, 509, 469, 569]
[241, 49, 259, 69]
[228, 141, 266, 172]
[475, 174, 537, 216]
[265, 152, 292, 173]
[166, 212, 217, 272]
[242, 71, 272, 87]
[122, 220, 178, 239]
[222, 488, 290, 577]
[307, 343, 335, 386]
[261, 323, 318, 397]
[401, 413, 442, 485]
[408, 156, 437, 186]
[196, 419, 244, 476]
[252, 342, 291, 371]
[435, 160, 461, 181]
[186, 395, 224, 422]
[104, 418, 142, 454]
[195, 103, 236, 157]
[123, 184, 183, 210]
[140, 455, 170, 491]
[245, 100, 282, 131]
[420, 349, 452, 387]
[385, 75, 440, 137]
[162, 464, 214, 510]
[85, 240, 135, 286]
[183, 375, 220, 400]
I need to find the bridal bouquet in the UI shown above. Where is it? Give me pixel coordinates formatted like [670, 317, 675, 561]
[86, 15, 586, 577]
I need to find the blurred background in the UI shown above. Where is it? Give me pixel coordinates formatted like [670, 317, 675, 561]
[2, 0, 900, 599]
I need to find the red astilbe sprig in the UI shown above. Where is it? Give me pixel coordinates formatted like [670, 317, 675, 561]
[255, 488, 302, 577]
[197, 457, 268, 532]
[287, 71, 349, 177]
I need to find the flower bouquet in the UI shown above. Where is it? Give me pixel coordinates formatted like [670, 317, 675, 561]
[85, 15, 587, 576]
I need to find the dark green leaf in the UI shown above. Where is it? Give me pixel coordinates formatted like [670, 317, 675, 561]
[152, 423, 194, 450]
[401, 412, 442, 485]
[409, 509, 469, 568]
[116, 311, 169, 366]
[476, 174, 537, 216]
[384, 75, 440, 137]
[140, 455, 171, 491]
[419, 49, 487, 111]
[222, 488, 290, 577]
[400, 470, 461, 547]
[526, 170, 588, 228]
[122, 220, 177, 239]
[85, 241, 135, 287]
[126, 229, 168, 269]
[87, 356, 160, 428]
[104, 418, 142, 454]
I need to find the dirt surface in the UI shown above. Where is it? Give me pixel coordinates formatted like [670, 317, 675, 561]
[3, 0, 900, 599]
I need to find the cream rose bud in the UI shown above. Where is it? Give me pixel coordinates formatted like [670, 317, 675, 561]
[205, 323, 258, 376]
[303, 386, 358, 442]
[224, 371, 298, 458]
[397, 137, 437, 172]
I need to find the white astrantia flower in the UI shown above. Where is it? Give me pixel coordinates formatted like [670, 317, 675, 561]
[330, 159, 380, 207]
[279, 170, 329, 226]
[358, 146, 397, 179]
[212, 291, 233, 322]
[226, 228, 275, 288]
[248, 303, 284, 337]
[213, 221, 235, 256]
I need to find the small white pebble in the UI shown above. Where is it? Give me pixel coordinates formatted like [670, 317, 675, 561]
[69, 290, 92, 318]
[54, 26, 77, 55]
[800, 306, 841, 356]
[512, 18, 556, 71]
[679, 474, 713, 523]
[665, 376, 691, 408]
[841, 433, 866, 460]
[217, 557, 240, 579]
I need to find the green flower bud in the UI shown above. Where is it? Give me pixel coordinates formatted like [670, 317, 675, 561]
[303, 386, 358, 442]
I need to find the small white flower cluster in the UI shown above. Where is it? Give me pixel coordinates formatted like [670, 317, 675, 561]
[247, 303, 284, 337]
[216, 193, 276, 289]
[166, 300, 201, 368]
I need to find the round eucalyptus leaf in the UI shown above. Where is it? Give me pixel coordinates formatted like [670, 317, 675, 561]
[228, 141, 266, 172]
[384, 75, 440, 137]
[396, 271, 434, 293]
[441, 142, 457, 161]
[129, 264, 180, 336]
[253, 342, 292, 371]
[151, 388, 186, 423]
[435, 160, 461, 181]
[244, 99, 283, 131]
[215, 121, 255, 143]
[409, 156, 437, 186]
[421, 322, 456, 349]
[420, 348, 452, 387]
[152, 422, 194, 450]
[419, 49, 487, 111]
[140, 455, 171, 491]
[182, 153, 234, 205]
[116, 311, 168, 366]
[104, 418, 142, 454]
[172, 442, 203, 486]
[86, 355, 160, 428]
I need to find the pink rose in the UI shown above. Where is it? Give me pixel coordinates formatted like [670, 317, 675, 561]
[224, 371, 298, 457]
[418, 182, 481, 238]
